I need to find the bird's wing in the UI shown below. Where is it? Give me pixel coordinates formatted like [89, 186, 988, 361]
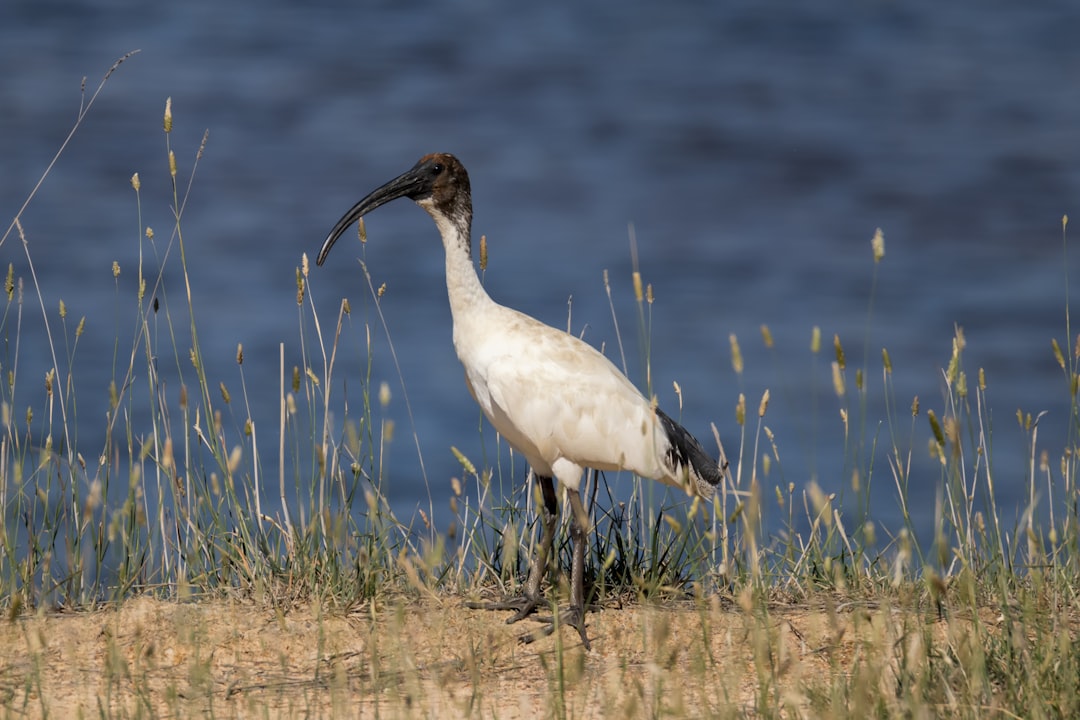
[466, 309, 669, 481]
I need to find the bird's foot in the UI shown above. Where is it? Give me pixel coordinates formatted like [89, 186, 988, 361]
[465, 593, 543, 624]
[521, 604, 591, 650]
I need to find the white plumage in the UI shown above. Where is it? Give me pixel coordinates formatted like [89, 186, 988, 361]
[318, 153, 728, 649]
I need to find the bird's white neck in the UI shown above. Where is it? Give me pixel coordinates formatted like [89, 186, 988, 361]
[423, 202, 494, 322]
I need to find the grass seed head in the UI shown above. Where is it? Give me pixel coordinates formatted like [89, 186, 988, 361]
[227, 445, 242, 474]
[162, 437, 174, 471]
[808, 481, 833, 528]
[760, 324, 773, 348]
[831, 361, 845, 398]
[1052, 338, 1066, 369]
[451, 446, 476, 475]
[928, 409, 945, 447]
[871, 227, 885, 262]
[82, 479, 102, 522]
[729, 333, 743, 375]
[946, 336, 961, 383]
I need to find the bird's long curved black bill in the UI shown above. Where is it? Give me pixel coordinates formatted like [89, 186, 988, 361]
[316, 165, 429, 266]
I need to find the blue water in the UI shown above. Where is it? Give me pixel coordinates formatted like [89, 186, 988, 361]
[2, 1, 1079, 554]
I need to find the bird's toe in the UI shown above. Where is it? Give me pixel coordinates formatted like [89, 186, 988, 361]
[465, 593, 544, 624]
[520, 605, 591, 650]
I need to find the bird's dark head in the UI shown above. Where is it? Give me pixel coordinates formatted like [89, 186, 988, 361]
[317, 153, 472, 266]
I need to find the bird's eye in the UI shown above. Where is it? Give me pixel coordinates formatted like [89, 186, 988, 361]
[431, 163, 444, 175]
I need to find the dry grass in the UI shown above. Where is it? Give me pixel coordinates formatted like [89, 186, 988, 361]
[3, 593, 1033, 719]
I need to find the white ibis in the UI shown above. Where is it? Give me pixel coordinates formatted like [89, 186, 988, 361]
[317, 153, 728, 649]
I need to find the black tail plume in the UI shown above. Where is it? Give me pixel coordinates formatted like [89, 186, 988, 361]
[656, 408, 726, 498]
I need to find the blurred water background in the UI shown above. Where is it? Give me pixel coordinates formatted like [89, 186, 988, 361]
[3, 1, 1080, 549]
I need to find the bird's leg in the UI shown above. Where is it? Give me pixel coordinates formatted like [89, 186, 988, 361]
[466, 474, 558, 622]
[521, 474, 559, 612]
[522, 487, 593, 650]
[563, 487, 592, 649]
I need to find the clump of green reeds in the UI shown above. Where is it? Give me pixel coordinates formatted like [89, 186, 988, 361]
[0, 58, 414, 614]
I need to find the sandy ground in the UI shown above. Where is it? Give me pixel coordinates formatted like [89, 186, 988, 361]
[0, 592, 968, 718]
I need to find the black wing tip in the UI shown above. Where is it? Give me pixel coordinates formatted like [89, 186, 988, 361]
[656, 407, 725, 489]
